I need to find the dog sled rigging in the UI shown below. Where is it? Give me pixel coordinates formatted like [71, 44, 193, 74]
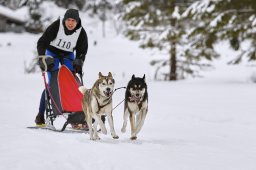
[29, 56, 148, 141]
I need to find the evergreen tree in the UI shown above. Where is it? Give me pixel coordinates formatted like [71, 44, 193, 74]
[85, 0, 113, 37]
[54, 0, 85, 10]
[0, 0, 20, 9]
[184, 0, 256, 64]
[95, 0, 112, 37]
[25, 0, 43, 33]
[120, 0, 215, 80]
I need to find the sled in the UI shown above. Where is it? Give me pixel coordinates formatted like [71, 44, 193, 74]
[43, 65, 86, 131]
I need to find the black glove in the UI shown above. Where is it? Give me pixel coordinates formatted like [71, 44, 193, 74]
[38, 56, 55, 71]
[73, 59, 83, 74]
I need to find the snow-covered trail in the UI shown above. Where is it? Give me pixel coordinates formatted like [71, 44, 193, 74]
[0, 33, 256, 170]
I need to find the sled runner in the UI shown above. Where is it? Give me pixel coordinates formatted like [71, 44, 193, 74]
[27, 126, 88, 134]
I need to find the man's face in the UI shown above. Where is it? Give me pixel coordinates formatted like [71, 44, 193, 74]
[65, 18, 78, 30]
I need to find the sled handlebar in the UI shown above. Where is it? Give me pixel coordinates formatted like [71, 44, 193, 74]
[38, 55, 48, 72]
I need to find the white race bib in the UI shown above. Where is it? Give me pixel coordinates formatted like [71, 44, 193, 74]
[50, 17, 82, 52]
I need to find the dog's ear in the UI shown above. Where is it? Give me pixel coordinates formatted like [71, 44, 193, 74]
[132, 74, 135, 80]
[143, 74, 146, 81]
[108, 72, 113, 78]
[99, 72, 103, 78]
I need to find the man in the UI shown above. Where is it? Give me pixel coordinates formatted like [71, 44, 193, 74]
[35, 9, 88, 125]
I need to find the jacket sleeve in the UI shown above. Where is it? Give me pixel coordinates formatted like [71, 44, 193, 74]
[37, 19, 60, 55]
[75, 28, 88, 62]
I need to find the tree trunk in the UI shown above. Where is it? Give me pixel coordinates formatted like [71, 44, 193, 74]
[102, 20, 106, 38]
[169, 17, 177, 81]
[169, 40, 177, 80]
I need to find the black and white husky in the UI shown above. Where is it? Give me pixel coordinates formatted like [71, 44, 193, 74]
[121, 74, 148, 140]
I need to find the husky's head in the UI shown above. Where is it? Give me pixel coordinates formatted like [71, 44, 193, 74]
[97, 72, 115, 98]
[127, 74, 147, 102]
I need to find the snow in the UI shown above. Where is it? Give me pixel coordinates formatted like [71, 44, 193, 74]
[1, 8, 256, 170]
[0, 5, 28, 22]
[249, 15, 256, 26]
[182, 0, 216, 19]
[172, 6, 180, 19]
[210, 13, 224, 27]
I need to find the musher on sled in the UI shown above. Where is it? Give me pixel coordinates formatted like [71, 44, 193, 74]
[35, 9, 88, 127]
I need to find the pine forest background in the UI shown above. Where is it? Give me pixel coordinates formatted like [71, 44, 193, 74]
[1, 0, 255, 81]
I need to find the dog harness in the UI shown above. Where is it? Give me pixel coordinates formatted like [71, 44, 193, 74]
[128, 96, 141, 103]
[85, 88, 112, 113]
[128, 95, 144, 111]
[96, 97, 112, 111]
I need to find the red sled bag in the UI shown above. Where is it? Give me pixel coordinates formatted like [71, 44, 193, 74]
[58, 65, 83, 112]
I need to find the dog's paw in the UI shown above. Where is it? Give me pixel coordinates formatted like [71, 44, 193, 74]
[121, 127, 126, 133]
[95, 136, 101, 140]
[112, 135, 119, 139]
[130, 136, 137, 140]
[101, 128, 107, 135]
[90, 136, 101, 140]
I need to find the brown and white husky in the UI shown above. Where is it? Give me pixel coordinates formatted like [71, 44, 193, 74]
[79, 72, 119, 140]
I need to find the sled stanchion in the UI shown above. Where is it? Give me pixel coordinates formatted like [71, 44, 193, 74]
[79, 72, 84, 86]
[42, 72, 55, 125]
[42, 72, 63, 116]
[39, 55, 55, 126]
